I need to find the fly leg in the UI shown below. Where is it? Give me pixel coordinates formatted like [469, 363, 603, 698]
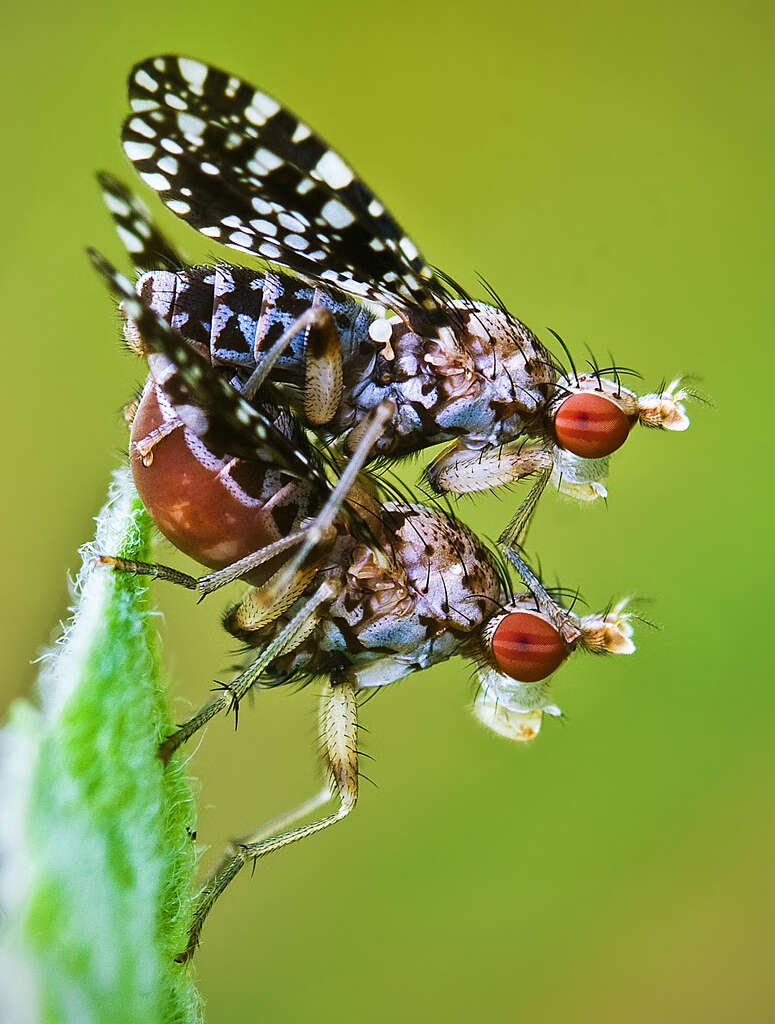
[98, 527, 321, 595]
[157, 579, 341, 763]
[501, 548, 581, 645]
[424, 439, 555, 546]
[241, 292, 343, 426]
[177, 677, 358, 963]
[424, 439, 553, 495]
[259, 398, 393, 604]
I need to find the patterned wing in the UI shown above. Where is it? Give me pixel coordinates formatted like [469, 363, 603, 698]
[122, 55, 448, 319]
[88, 247, 329, 492]
[97, 171, 182, 274]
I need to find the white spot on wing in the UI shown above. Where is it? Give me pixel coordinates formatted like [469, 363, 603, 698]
[140, 171, 171, 191]
[292, 122, 311, 142]
[167, 198, 191, 214]
[178, 58, 208, 91]
[201, 161, 219, 175]
[250, 218, 277, 236]
[148, 352, 175, 383]
[176, 112, 206, 137]
[322, 198, 355, 229]
[103, 193, 131, 216]
[399, 237, 419, 261]
[129, 117, 156, 139]
[177, 403, 210, 435]
[245, 91, 280, 125]
[124, 140, 155, 161]
[135, 69, 158, 92]
[255, 147, 283, 172]
[278, 212, 307, 231]
[315, 150, 353, 189]
[116, 225, 144, 253]
[368, 199, 384, 217]
[157, 155, 179, 174]
[345, 280, 370, 296]
[165, 93, 187, 110]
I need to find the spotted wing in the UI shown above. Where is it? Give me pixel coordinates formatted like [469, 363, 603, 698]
[97, 171, 182, 274]
[88, 247, 329, 492]
[122, 55, 448, 319]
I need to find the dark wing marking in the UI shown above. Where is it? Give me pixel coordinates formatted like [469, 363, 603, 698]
[122, 55, 448, 319]
[88, 247, 329, 491]
[97, 171, 182, 274]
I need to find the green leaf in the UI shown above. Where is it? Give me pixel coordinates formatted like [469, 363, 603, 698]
[0, 468, 202, 1024]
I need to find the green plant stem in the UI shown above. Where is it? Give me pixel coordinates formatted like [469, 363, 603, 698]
[0, 468, 201, 1024]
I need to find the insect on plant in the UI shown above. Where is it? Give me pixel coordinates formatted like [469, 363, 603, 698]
[89, 211, 638, 961]
[117, 54, 693, 546]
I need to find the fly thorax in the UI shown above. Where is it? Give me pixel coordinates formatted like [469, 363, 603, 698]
[446, 303, 557, 444]
[328, 542, 413, 631]
[370, 321, 478, 404]
[422, 327, 479, 400]
[385, 505, 501, 633]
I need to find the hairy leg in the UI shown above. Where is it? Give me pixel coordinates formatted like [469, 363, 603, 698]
[177, 678, 358, 962]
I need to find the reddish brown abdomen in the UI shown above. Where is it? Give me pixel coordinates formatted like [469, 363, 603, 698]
[130, 379, 301, 585]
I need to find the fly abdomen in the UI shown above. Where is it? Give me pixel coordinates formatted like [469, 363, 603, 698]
[136, 265, 373, 385]
[129, 378, 318, 584]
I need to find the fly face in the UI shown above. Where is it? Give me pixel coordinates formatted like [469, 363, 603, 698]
[473, 593, 637, 742]
[539, 370, 691, 507]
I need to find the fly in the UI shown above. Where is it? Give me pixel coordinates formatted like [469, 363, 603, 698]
[114, 55, 693, 546]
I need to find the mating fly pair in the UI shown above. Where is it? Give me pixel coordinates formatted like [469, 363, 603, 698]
[91, 237, 637, 962]
[89, 54, 688, 960]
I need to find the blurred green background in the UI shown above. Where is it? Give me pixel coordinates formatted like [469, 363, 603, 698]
[2, 0, 771, 1020]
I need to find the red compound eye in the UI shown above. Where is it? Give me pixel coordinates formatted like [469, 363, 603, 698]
[554, 392, 633, 458]
[491, 611, 570, 682]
